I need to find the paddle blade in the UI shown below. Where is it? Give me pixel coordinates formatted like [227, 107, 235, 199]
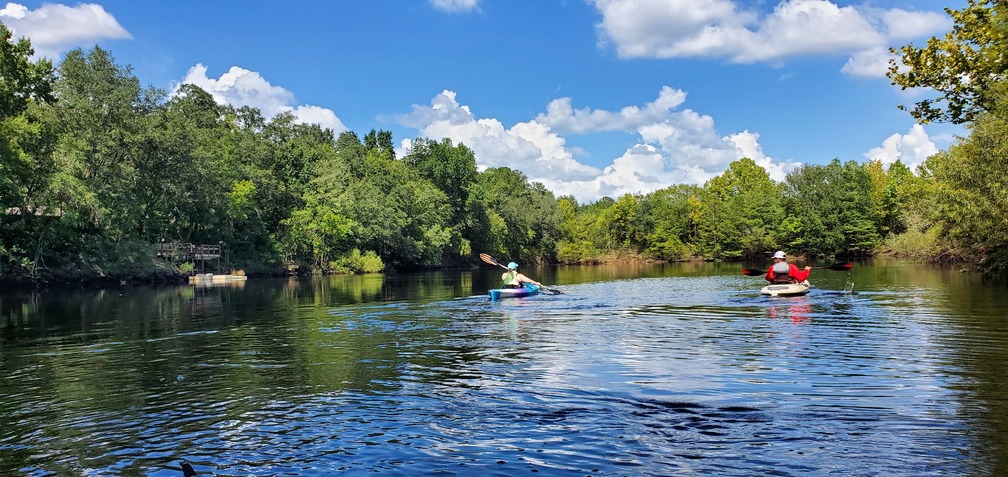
[742, 268, 764, 276]
[824, 262, 853, 271]
[479, 253, 502, 267]
[181, 462, 198, 477]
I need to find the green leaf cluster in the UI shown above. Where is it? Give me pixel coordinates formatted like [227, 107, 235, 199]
[888, 0, 1008, 124]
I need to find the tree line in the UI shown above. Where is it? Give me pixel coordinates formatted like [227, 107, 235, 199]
[2, 0, 1007, 283]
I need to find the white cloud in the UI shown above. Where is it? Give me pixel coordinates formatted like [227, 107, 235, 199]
[864, 123, 938, 171]
[877, 7, 951, 39]
[429, 0, 480, 13]
[0, 2, 131, 59]
[590, 0, 950, 76]
[536, 85, 687, 134]
[398, 90, 600, 181]
[177, 64, 347, 133]
[398, 88, 800, 202]
[840, 47, 893, 78]
[727, 130, 802, 181]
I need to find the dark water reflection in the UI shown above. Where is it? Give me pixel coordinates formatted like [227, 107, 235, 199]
[1, 261, 1006, 476]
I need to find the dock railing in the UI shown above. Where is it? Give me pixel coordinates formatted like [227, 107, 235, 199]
[157, 242, 224, 273]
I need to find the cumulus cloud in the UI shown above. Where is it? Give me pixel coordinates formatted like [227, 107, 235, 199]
[590, 0, 950, 77]
[536, 85, 688, 134]
[840, 47, 893, 78]
[397, 90, 601, 181]
[0, 2, 131, 59]
[177, 64, 347, 133]
[429, 0, 480, 13]
[397, 88, 801, 202]
[864, 124, 938, 171]
[727, 130, 802, 181]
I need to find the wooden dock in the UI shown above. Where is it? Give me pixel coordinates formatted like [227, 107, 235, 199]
[189, 273, 247, 286]
[157, 242, 221, 261]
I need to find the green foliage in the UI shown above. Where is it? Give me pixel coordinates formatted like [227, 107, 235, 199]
[477, 167, 561, 263]
[888, 0, 1008, 124]
[0, 24, 60, 275]
[697, 158, 783, 260]
[402, 137, 480, 259]
[884, 219, 942, 261]
[782, 159, 880, 258]
[363, 129, 394, 159]
[0, 24, 54, 118]
[178, 262, 195, 274]
[922, 109, 1008, 273]
[640, 186, 697, 261]
[10, 33, 1008, 280]
[330, 249, 384, 274]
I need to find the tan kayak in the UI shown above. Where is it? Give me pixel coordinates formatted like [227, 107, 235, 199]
[760, 280, 811, 297]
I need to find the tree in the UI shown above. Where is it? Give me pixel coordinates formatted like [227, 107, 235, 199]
[782, 160, 879, 258]
[363, 129, 394, 159]
[51, 47, 160, 239]
[922, 110, 1008, 273]
[698, 158, 783, 260]
[0, 24, 65, 277]
[477, 167, 560, 263]
[402, 137, 479, 258]
[639, 185, 698, 261]
[888, 0, 1008, 124]
[0, 23, 56, 208]
[0, 24, 53, 118]
[866, 159, 915, 238]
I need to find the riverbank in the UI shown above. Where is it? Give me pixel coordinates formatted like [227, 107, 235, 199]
[0, 261, 189, 289]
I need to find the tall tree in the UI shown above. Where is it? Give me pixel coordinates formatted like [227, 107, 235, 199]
[363, 129, 394, 159]
[0, 23, 58, 275]
[888, 0, 1008, 124]
[52, 47, 159, 239]
[921, 110, 1008, 273]
[477, 167, 560, 263]
[0, 23, 56, 209]
[639, 185, 698, 261]
[783, 160, 879, 258]
[402, 137, 483, 258]
[699, 158, 783, 260]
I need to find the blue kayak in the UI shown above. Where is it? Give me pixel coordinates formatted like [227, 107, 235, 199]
[488, 284, 540, 300]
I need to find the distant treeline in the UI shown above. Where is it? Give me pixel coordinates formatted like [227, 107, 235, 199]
[2, 16, 1007, 283]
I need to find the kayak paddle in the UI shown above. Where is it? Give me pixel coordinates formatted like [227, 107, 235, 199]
[479, 253, 563, 294]
[742, 262, 852, 276]
[479, 253, 508, 269]
[814, 262, 853, 271]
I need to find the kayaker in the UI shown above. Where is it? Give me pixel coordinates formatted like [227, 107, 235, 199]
[501, 262, 543, 289]
[765, 251, 811, 284]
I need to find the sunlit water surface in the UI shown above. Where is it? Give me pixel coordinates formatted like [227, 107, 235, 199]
[1, 261, 1006, 476]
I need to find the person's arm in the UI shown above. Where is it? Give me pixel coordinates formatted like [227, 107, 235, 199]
[518, 273, 542, 286]
[791, 264, 811, 282]
[765, 267, 774, 282]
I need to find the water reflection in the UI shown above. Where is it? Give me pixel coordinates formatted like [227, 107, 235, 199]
[0, 262, 1006, 475]
[766, 299, 812, 323]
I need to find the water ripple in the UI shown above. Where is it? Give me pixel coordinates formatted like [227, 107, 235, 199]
[0, 272, 1004, 475]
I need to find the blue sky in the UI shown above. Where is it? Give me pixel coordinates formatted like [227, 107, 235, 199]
[2, 0, 965, 202]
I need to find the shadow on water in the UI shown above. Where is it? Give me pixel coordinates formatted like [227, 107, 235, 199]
[0, 261, 1006, 475]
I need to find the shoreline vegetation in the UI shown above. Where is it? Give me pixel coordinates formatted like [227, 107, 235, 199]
[0, 248, 980, 290]
[4, 2, 1008, 288]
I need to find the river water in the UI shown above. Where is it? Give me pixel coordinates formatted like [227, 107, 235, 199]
[1, 261, 1006, 476]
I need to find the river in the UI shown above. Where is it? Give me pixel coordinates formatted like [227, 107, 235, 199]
[1, 260, 1005, 476]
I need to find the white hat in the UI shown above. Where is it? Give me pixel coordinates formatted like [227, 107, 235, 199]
[772, 251, 786, 259]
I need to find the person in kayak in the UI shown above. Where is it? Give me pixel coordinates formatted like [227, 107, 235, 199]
[501, 262, 543, 289]
[765, 251, 811, 284]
